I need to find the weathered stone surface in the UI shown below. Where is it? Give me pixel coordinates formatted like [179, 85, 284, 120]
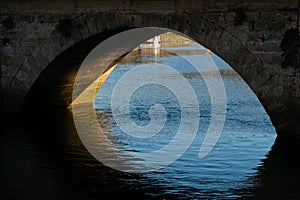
[2, 65, 19, 78]
[0, 0, 300, 139]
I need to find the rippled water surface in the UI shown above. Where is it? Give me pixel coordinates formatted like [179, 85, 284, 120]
[92, 45, 276, 198]
[2, 44, 300, 200]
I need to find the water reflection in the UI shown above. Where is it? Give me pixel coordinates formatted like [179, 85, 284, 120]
[122, 46, 212, 64]
[231, 136, 300, 199]
[2, 39, 298, 199]
[91, 44, 277, 198]
[1, 112, 300, 199]
[0, 112, 176, 199]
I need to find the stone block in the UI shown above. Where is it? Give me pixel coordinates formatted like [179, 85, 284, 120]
[1, 65, 20, 78]
[74, 19, 90, 40]
[16, 69, 38, 89]
[15, 68, 28, 86]
[1, 45, 16, 56]
[39, 41, 56, 64]
[27, 55, 42, 75]
[86, 18, 99, 36]
[104, 13, 118, 30]
[32, 47, 49, 70]
[95, 13, 107, 31]
[252, 70, 271, 91]
[128, 14, 143, 27]
[206, 29, 223, 53]
[273, 85, 285, 97]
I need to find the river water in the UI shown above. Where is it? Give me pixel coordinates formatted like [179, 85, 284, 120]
[1, 44, 300, 199]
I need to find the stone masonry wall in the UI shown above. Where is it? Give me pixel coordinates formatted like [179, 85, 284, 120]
[1, 0, 300, 138]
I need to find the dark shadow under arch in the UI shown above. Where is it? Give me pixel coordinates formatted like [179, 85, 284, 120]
[22, 28, 134, 112]
[20, 25, 297, 138]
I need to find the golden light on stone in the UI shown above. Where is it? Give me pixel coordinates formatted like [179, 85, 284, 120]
[70, 64, 117, 106]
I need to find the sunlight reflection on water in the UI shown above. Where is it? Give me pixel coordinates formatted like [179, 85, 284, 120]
[91, 44, 277, 198]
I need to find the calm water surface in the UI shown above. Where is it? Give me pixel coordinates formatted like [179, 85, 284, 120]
[1, 44, 300, 200]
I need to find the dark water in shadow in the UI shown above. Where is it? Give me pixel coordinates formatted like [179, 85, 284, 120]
[0, 112, 176, 200]
[1, 44, 299, 199]
[1, 112, 300, 199]
[232, 135, 300, 200]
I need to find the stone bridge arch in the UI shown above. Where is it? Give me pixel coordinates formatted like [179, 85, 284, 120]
[2, 10, 299, 137]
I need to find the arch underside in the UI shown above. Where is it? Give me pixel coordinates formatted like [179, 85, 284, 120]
[22, 28, 133, 111]
[23, 28, 189, 111]
[22, 22, 299, 137]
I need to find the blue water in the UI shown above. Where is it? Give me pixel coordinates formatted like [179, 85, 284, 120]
[3, 44, 300, 200]
[93, 45, 277, 199]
